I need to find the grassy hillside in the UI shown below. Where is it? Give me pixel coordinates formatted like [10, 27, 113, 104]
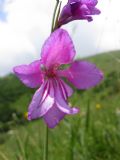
[86, 50, 120, 73]
[0, 50, 120, 160]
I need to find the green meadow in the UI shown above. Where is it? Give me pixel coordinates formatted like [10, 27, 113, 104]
[0, 50, 120, 160]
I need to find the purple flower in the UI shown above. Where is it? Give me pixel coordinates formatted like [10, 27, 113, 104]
[58, 0, 101, 27]
[13, 29, 103, 128]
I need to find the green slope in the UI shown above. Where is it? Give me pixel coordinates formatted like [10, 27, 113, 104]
[86, 50, 120, 73]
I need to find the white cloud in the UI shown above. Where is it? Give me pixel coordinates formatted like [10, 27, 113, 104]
[0, 0, 120, 76]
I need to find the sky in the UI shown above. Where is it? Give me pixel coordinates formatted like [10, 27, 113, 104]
[0, 0, 120, 76]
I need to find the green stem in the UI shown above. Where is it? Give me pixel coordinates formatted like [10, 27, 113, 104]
[54, 1, 62, 30]
[85, 100, 90, 132]
[51, 0, 61, 32]
[43, 125, 49, 160]
[70, 125, 74, 160]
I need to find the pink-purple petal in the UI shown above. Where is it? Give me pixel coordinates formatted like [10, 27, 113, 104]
[56, 101, 79, 115]
[90, 7, 101, 15]
[43, 104, 66, 128]
[59, 79, 73, 98]
[81, 0, 98, 6]
[28, 80, 54, 120]
[54, 79, 79, 114]
[41, 29, 76, 69]
[13, 60, 43, 88]
[60, 61, 103, 89]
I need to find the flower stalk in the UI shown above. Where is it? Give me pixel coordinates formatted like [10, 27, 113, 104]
[54, 1, 62, 30]
[43, 125, 49, 160]
[51, 0, 62, 32]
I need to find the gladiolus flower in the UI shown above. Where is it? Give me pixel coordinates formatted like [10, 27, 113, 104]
[13, 29, 103, 128]
[58, 0, 101, 27]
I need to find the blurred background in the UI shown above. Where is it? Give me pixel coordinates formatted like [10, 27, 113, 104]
[0, 0, 120, 160]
